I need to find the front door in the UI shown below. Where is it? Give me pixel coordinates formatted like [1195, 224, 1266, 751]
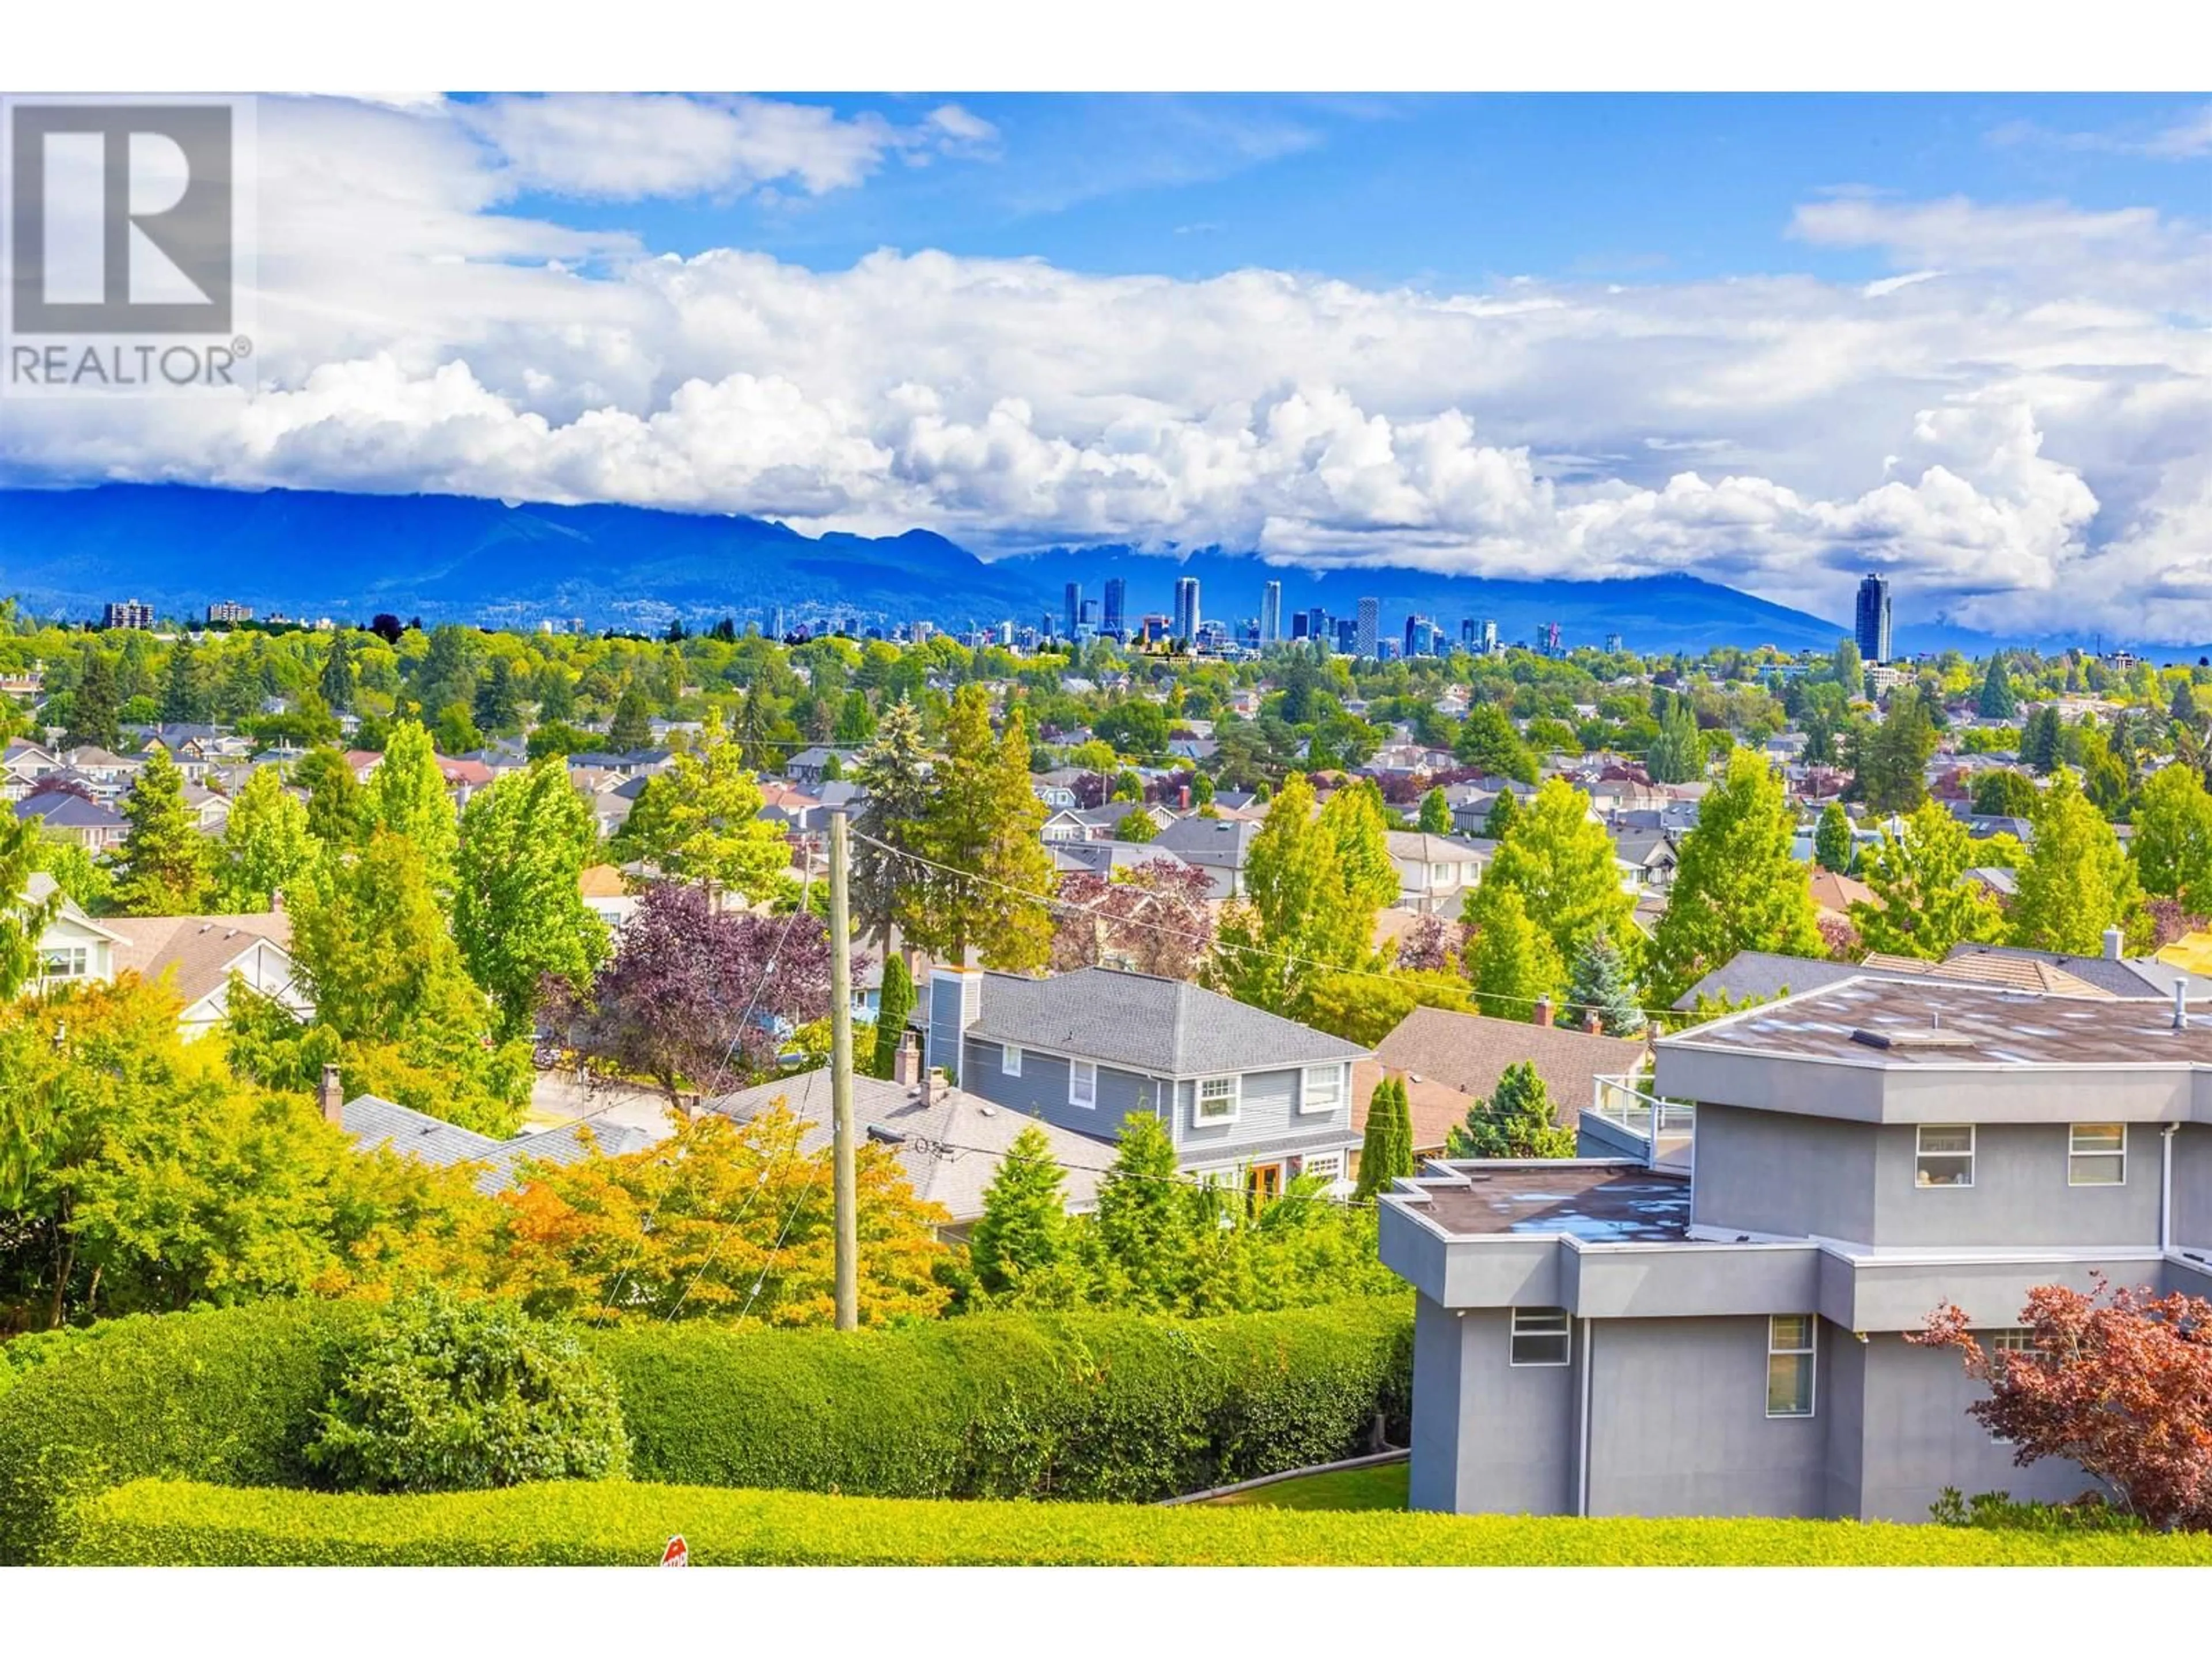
[1246, 1162, 1282, 1202]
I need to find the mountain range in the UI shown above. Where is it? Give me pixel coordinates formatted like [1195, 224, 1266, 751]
[0, 481, 2029, 657]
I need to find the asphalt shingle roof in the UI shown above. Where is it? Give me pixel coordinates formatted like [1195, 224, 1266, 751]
[967, 966, 1366, 1077]
[341, 1096, 652, 1194]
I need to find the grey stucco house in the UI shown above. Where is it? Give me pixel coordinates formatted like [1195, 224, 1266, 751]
[1380, 975, 2212, 1522]
[925, 964, 1368, 1194]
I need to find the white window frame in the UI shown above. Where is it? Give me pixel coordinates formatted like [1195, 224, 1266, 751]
[1915, 1124, 1975, 1189]
[1001, 1043, 1022, 1078]
[1299, 1150, 1344, 1183]
[1068, 1059, 1098, 1111]
[1300, 1062, 1346, 1115]
[1766, 1315, 1817, 1419]
[1194, 1074, 1240, 1127]
[2067, 1123, 2126, 1187]
[1509, 1307, 1572, 1368]
[40, 945, 89, 979]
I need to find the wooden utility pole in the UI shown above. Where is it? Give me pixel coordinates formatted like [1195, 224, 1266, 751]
[828, 805, 859, 1331]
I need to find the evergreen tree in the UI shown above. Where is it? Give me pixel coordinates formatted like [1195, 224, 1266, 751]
[1813, 802, 1854, 873]
[297, 745, 370, 849]
[1977, 655, 2017, 720]
[1482, 777, 1637, 972]
[968, 1124, 1069, 1297]
[318, 633, 355, 714]
[1560, 930, 1642, 1036]
[2010, 767, 2143, 953]
[868, 954, 915, 1080]
[2131, 763, 2212, 914]
[213, 764, 316, 912]
[1445, 1060, 1574, 1160]
[832, 688, 876, 745]
[851, 699, 936, 953]
[1849, 798, 2006, 960]
[2021, 705, 2065, 774]
[1847, 687, 1936, 813]
[908, 686, 1056, 971]
[607, 680, 654, 752]
[1832, 638, 1865, 701]
[366, 719, 458, 892]
[1970, 769, 2039, 819]
[1353, 1077, 1414, 1200]
[112, 746, 210, 915]
[159, 643, 207, 724]
[1453, 704, 1537, 782]
[2172, 678, 2200, 728]
[1649, 749, 1821, 1005]
[471, 656, 521, 735]
[1646, 698, 1705, 784]
[1464, 878, 1562, 1017]
[65, 650, 122, 751]
[1417, 787, 1452, 835]
[454, 756, 611, 1039]
[1092, 1111, 1189, 1310]
[536, 665, 576, 724]
[408, 624, 479, 720]
[433, 701, 481, 757]
[1481, 787, 1519, 840]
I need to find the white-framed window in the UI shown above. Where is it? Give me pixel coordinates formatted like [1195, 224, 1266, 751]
[1915, 1124, 1975, 1188]
[1767, 1315, 1817, 1418]
[1001, 1044, 1022, 1077]
[1194, 1074, 1240, 1126]
[1430, 861, 1451, 885]
[1986, 1328, 2035, 1440]
[1509, 1307, 1571, 1367]
[1300, 1062, 1346, 1114]
[1069, 1059, 1098, 1110]
[1299, 1150, 1344, 1183]
[40, 945, 89, 979]
[2067, 1123, 2126, 1186]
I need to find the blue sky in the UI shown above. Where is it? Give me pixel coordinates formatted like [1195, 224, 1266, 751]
[502, 93, 2212, 290]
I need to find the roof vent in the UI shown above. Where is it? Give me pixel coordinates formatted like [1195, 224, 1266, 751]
[1849, 1026, 1976, 1051]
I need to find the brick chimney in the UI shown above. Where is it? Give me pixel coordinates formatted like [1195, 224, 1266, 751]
[1582, 1008, 1602, 1035]
[317, 1062, 343, 1125]
[1532, 994, 1552, 1027]
[1177, 784, 1191, 809]
[893, 1031, 918, 1087]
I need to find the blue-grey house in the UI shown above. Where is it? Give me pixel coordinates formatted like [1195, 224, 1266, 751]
[925, 965, 1368, 1195]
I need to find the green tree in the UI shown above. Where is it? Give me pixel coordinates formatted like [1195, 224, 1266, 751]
[1560, 930, 1642, 1035]
[112, 746, 210, 915]
[1211, 774, 1391, 1017]
[1353, 1076, 1414, 1200]
[1977, 655, 2017, 720]
[850, 700, 935, 953]
[2009, 768, 2143, 954]
[967, 1124, 1070, 1298]
[1646, 697, 1705, 784]
[1971, 769, 2039, 819]
[1453, 703, 1537, 782]
[1464, 878, 1562, 1017]
[1, 813, 62, 1002]
[319, 633, 356, 714]
[1090, 1111, 1190, 1312]
[471, 656, 522, 736]
[1417, 787, 1452, 835]
[1813, 802, 1855, 873]
[1849, 687, 1937, 813]
[614, 707, 790, 902]
[297, 745, 370, 849]
[366, 719, 459, 891]
[1445, 1060, 1574, 1159]
[1482, 777, 1637, 972]
[1832, 637, 1865, 702]
[454, 757, 611, 1039]
[1113, 808, 1158, 843]
[1850, 798, 2006, 960]
[868, 954, 915, 1080]
[159, 643, 207, 724]
[2021, 705, 2065, 774]
[1481, 788, 1519, 840]
[2128, 764, 2212, 913]
[433, 701, 481, 758]
[1649, 749, 1821, 1005]
[908, 686, 1055, 970]
[832, 689, 877, 745]
[606, 680, 653, 752]
[65, 650, 122, 751]
[213, 764, 316, 912]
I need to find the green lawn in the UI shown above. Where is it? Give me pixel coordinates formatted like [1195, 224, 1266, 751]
[1200, 1461, 1410, 1512]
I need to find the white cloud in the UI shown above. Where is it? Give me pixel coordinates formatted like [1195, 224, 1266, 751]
[7, 95, 2210, 642]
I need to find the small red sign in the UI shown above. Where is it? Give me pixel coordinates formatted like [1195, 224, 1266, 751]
[661, 1535, 690, 1567]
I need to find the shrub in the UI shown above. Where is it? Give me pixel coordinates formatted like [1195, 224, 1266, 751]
[307, 1291, 629, 1494]
[65, 1478, 2212, 1567]
[1929, 1487, 2145, 1535]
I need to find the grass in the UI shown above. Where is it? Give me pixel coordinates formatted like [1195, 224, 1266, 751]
[1200, 1461, 1410, 1512]
[61, 1478, 2212, 1567]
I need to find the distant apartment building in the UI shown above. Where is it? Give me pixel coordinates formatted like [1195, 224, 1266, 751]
[101, 599, 153, 630]
[1139, 613, 1173, 646]
[1102, 578, 1127, 638]
[1856, 573, 1893, 664]
[1261, 580, 1283, 645]
[1604, 632, 1624, 654]
[1335, 617, 1359, 656]
[1172, 577, 1201, 643]
[1404, 615, 1442, 657]
[1355, 597, 1380, 659]
[1480, 619, 1499, 654]
[1063, 582, 1082, 638]
[205, 601, 254, 624]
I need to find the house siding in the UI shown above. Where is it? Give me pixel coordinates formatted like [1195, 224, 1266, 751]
[2176, 1123, 2212, 1249]
[1693, 1104, 1879, 1241]
[1868, 1121, 2162, 1248]
[956, 1033, 1165, 1143]
[1408, 1304, 1578, 1516]
[1172, 1063, 1355, 1168]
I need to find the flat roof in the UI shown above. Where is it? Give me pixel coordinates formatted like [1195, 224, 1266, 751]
[1407, 1165, 1691, 1242]
[1666, 976, 2212, 1069]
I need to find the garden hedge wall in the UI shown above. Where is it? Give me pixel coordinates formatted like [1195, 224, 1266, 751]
[66, 1478, 2212, 1567]
[0, 1296, 1411, 1563]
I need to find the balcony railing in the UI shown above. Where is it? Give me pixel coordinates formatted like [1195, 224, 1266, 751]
[1586, 1074, 1695, 1170]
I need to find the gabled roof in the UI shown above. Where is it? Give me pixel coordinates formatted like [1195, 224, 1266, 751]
[1150, 814, 1260, 866]
[340, 1096, 653, 1195]
[1384, 831, 1487, 862]
[1359, 1005, 1650, 1144]
[104, 911, 294, 1006]
[1942, 941, 2212, 999]
[966, 965, 1366, 1077]
[13, 791, 125, 828]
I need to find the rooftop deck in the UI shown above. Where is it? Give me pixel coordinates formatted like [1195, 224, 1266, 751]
[1405, 1163, 1692, 1243]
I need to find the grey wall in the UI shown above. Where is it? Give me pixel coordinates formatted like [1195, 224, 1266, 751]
[1171, 1065, 1354, 1166]
[1869, 1122, 2160, 1248]
[1407, 1293, 1468, 1514]
[926, 975, 968, 1088]
[1586, 1316, 1828, 1518]
[2175, 1123, 2212, 1252]
[1428, 1307, 1578, 1516]
[956, 1033, 1164, 1144]
[1692, 1104, 1877, 1240]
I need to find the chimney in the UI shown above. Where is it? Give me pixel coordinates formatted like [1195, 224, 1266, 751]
[317, 1062, 343, 1125]
[1178, 784, 1191, 809]
[2174, 979, 2190, 1033]
[1582, 1008, 1602, 1035]
[677, 1090, 701, 1122]
[1532, 994, 1552, 1027]
[2103, 925, 2124, 961]
[893, 1031, 918, 1087]
[921, 1063, 937, 1107]
[269, 888, 285, 914]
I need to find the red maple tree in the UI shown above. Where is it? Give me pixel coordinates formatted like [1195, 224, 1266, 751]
[1911, 1276, 2212, 1531]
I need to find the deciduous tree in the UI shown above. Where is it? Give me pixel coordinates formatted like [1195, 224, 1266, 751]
[1813, 802, 1854, 873]
[1850, 798, 2006, 960]
[1464, 878, 1561, 1018]
[366, 719, 458, 892]
[2010, 767, 2143, 953]
[2130, 764, 2212, 914]
[1649, 749, 1821, 1005]
[454, 757, 611, 1039]
[1483, 777, 1637, 974]
[213, 763, 316, 912]
[613, 707, 792, 903]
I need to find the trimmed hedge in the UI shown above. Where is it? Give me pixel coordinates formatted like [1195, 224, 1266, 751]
[66, 1478, 2212, 1567]
[0, 1296, 1410, 1562]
